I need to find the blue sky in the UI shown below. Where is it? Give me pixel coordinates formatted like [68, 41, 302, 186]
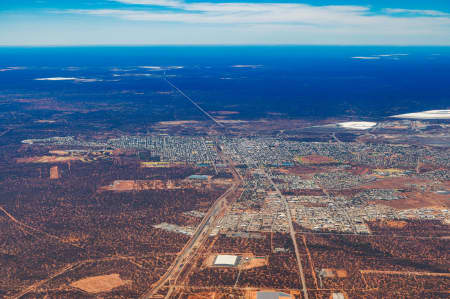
[2, 0, 450, 45]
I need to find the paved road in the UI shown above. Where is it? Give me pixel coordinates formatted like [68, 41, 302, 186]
[264, 170, 310, 299]
[165, 77, 225, 128]
[331, 132, 342, 143]
[140, 77, 239, 298]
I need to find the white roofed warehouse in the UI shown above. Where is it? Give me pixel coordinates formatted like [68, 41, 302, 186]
[213, 254, 240, 266]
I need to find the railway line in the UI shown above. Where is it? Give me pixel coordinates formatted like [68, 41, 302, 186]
[140, 183, 237, 298]
[139, 77, 244, 298]
[140, 142, 242, 299]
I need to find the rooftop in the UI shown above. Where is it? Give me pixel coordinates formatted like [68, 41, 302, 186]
[257, 291, 292, 299]
[214, 254, 239, 266]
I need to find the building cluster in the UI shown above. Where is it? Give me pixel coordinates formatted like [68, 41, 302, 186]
[24, 135, 222, 163]
[286, 195, 368, 233]
[396, 208, 449, 222]
[183, 210, 206, 218]
[290, 197, 394, 234]
[23, 135, 450, 169]
[271, 174, 318, 190]
[313, 169, 376, 190]
[153, 222, 195, 236]
[217, 171, 289, 233]
[107, 136, 219, 163]
[352, 189, 403, 204]
[23, 134, 450, 235]
[220, 137, 450, 169]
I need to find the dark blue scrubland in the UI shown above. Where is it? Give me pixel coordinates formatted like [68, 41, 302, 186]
[0, 46, 449, 120]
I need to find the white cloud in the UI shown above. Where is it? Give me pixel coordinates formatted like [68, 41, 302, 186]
[376, 54, 408, 57]
[139, 66, 162, 70]
[231, 64, 262, 68]
[385, 8, 449, 17]
[35, 77, 78, 80]
[70, 3, 375, 25]
[138, 65, 183, 70]
[47, 1, 450, 45]
[112, 0, 183, 7]
[0, 66, 26, 72]
[35, 77, 102, 82]
[352, 57, 380, 60]
[67, 2, 450, 31]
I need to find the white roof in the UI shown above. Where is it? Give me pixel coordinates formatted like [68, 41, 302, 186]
[332, 293, 345, 299]
[214, 254, 238, 265]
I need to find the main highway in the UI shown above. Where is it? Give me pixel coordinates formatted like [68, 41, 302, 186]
[164, 76, 225, 128]
[141, 74, 243, 298]
[264, 170, 310, 299]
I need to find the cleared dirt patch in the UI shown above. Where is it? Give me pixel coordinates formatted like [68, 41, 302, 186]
[100, 180, 178, 191]
[158, 120, 199, 125]
[278, 165, 334, 178]
[16, 156, 84, 163]
[373, 220, 408, 229]
[101, 178, 228, 192]
[49, 150, 69, 155]
[188, 292, 217, 299]
[141, 162, 185, 168]
[335, 269, 348, 278]
[239, 255, 268, 270]
[320, 268, 347, 278]
[203, 254, 217, 267]
[320, 268, 335, 278]
[375, 191, 450, 210]
[50, 166, 60, 179]
[297, 155, 337, 164]
[361, 177, 429, 190]
[70, 273, 130, 293]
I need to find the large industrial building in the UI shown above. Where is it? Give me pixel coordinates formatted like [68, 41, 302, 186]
[332, 293, 345, 299]
[213, 254, 240, 266]
[256, 291, 292, 299]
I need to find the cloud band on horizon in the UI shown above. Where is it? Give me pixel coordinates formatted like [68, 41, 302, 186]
[2, 0, 450, 45]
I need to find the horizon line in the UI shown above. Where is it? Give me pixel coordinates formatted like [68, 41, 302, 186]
[2, 44, 450, 48]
